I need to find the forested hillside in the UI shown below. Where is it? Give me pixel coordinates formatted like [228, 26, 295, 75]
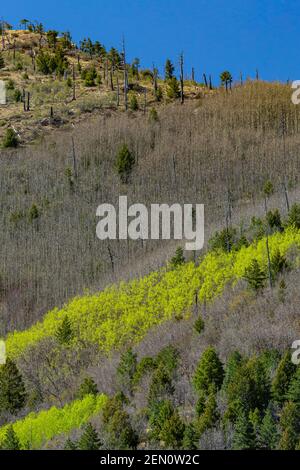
[0, 19, 300, 452]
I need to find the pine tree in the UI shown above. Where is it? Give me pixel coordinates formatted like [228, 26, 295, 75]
[105, 409, 138, 450]
[243, 259, 267, 291]
[164, 59, 174, 80]
[287, 366, 300, 403]
[115, 144, 135, 183]
[193, 347, 224, 395]
[182, 423, 197, 450]
[278, 401, 300, 450]
[170, 247, 185, 268]
[271, 249, 289, 278]
[258, 408, 278, 449]
[195, 390, 219, 437]
[271, 352, 296, 405]
[232, 412, 255, 450]
[223, 351, 243, 391]
[2, 425, 21, 450]
[166, 77, 180, 99]
[78, 423, 101, 450]
[287, 203, 300, 229]
[117, 348, 137, 394]
[64, 437, 77, 450]
[0, 359, 27, 414]
[77, 377, 98, 399]
[55, 315, 73, 345]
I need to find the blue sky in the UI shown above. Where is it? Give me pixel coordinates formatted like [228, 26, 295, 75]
[2, 0, 299, 83]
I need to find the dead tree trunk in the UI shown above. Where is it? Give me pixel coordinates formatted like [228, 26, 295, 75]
[123, 36, 128, 110]
[203, 73, 208, 87]
[72, 63, 76, 100]
[180, 52, 184, 104]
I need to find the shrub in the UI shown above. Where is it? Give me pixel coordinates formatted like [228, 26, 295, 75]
[166, 77, 180, 99]
[129, 94, 139, 111]
[194, 316, 205, 334]
[2, 128, 18, 148]
[5, 79, 14, 90]
[149, 107, 158, 121]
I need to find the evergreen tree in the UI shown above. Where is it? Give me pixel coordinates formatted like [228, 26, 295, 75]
[165, 59, 174, 80]
[271, 249, 289, 278]
[193, 347, 224, 395]
[160, 409, 185, 449]
[64, 437, 77, 450]
[166, 77, 180, 99]
[278, 401, 300, 450]
[129, 94, 139, 110]
[182, 423, 197, 450]
[232, 412, 255, 450]
[287, 366, 300, 403]
[105, 409, 138, 450]
[170, 247, 185, 268]
[220, 71, 233, 91]
[115, 144, 135, 183]
[195, 390, 219, 437]
[258, 408, 278, 449]
[271, 352, 296, 405]
[0, 359, 27, 414]
[55, 315, 73, 345]
[287, 203, 300, 229]
[266, 209, 283, 231]
[117, 348, 137, 394]
[78, 423, 101, 450]
[243, 259, 266, 291]
[77, 377, 98, 399]
[193, 315, 205, 334]
[2, 425, 21, 450]
[222, 351, 243, 391]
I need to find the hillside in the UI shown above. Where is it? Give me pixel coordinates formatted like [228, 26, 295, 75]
[0, 20, 300, 453]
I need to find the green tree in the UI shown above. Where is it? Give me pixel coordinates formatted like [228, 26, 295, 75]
[160, 408, 185, 448]
[220, 71, 233, 91]
[165, 59, 174, 80]
[64, 437, 77, 450]
[271, 352, 296, 405]
[77, 377, 98, 399]
[55, 315, 73, 345]
[170, 247, 185, 268]
[182, 423, 197, 450]
[258, 408, 278, 449]
[2, 425, 21, 450]
[195, 390, 219, 436]
[287, 366, 300, 403]
[243, 259, 266, 291]
[278, 401, 300, 450]
[117, 348, 137, 394]
[193, 316, 205, 334]
[193, 347, 224, 395]
[105, 409, 138, 450]
[115, 144, 135, 183]
[287, 203, 300, 229]
[0, 359, 27, 414]
[271, 249, 289, 278]
[222, 351, 243, 391]
[166, 77, 180, 99]
[232, 412, 255, 449]
[78, 423, 101, 450]
[266, 209, 283, 231]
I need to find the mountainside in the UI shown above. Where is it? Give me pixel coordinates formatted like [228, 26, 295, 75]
[0, 21, 300, 453]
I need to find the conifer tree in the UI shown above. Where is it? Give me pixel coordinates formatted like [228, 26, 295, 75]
[170, 247, 185, 268]
[0, 359, 27, 414]
[278, 401, 300, 450]
[232, 412, 255, 450]
[64, 438, 77, 450]
[2, 425, 21, 450]
[164, 59, 174, 80]
[77, 377, 98, 399]
[115, 144, 135, 183]
[78, 423, 101, 450]
[243, 259, 267, 291]
[182, 423, 197, 450]
[271, 352, 296, 405]
[258, 408, 278, 449]
[166, 77, 180, 99]
[287, 366, 300, 403]
[55, 315, 73, 345]
[193, 347, 224, 395]
[222, 351, 243, 391]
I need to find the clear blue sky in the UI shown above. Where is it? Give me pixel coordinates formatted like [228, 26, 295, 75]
[2, 0, 299, 83]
